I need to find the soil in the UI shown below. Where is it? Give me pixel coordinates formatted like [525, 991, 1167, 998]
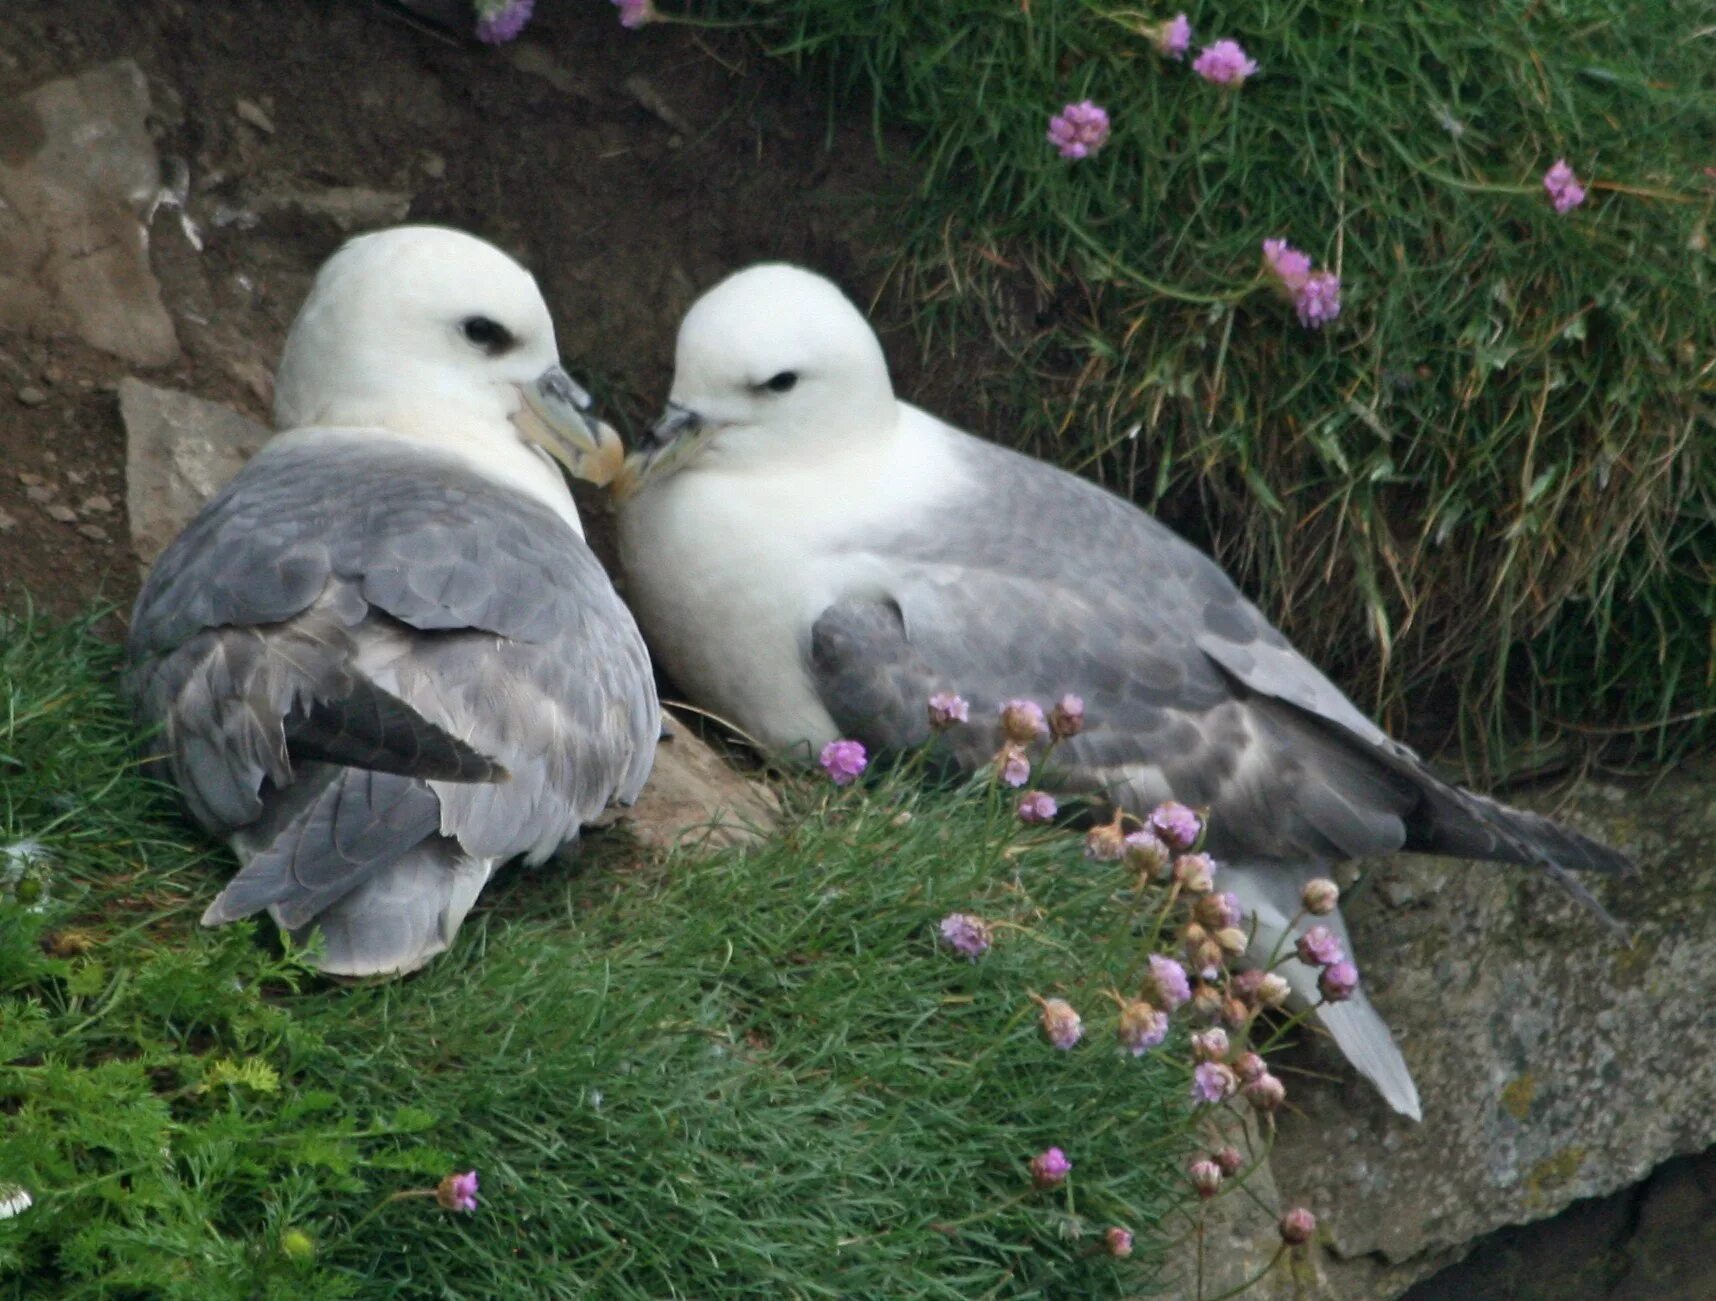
[0, 0, 928, 619]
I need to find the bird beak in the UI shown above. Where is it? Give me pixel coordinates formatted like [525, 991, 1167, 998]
[513, 366, 625, 487]
[612, 401, 706, 501]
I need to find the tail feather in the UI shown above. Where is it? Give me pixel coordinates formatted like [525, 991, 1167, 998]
[1314, 991, 1423, 1122]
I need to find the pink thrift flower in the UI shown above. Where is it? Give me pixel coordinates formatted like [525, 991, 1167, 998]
[474, 0, 534, 44]
[1543, 159, 1587, 214]
[1195, 890, 1243, 930]
[1017, 791, 1059, 824]
[1192, 39, 1258, 87]
[1189, 1157, 1223, 1198]
[1244, 1071, 1287, 1112]
[1172, 851, 1217, 893]
[1122, 829, 1171, 877]
[998, 744, 1031, 788]
[1117, 999, 1170, 1055]
[938, 912, 992, 959]
[1106, 1225, 1135, 1258]
[1233, 1050, 1266, 1084]
[1319, 959, 1359, 1002]
[1000, 699, 1048, 743]
[1030, 1146, 1072, 1187]
[1148, 954, 1191, 1009]
[1148, 800, 1203, 850]
[1191, 1027, 1229, 1062]
[1280, 1206, 1317, 1245]
[1049, 693, 1085, 738]
[1262, 238, 1313, 291]
[436, 1169, 479, 1212]
[1156, 13, 1192, 60]
[819, 739, 868, 786]
[1296, 925, 1344, 968]
[927, 691, 970, 730]
[1047, 100, 1111, 161]
[613, 0, 654, 29]
[1036, 996, 1084, 1050]
[1214, 1145, 1244, 1177]
[1191, 1061, 1238, 1105]
[1295, 270, 1342, 328]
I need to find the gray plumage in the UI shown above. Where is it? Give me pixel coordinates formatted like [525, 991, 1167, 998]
[128, 432, 657, 974]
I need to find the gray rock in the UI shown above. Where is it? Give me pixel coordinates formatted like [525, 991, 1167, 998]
[0, 60, 179, 367]
[16, 385, 46, 407]
[1200, 765, 1707, 1298]
[249, 185, 413, 232]
[120, 378, 271, 568]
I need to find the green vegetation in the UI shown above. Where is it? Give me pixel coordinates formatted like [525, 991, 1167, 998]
[1, 616, 1203, 1297]
[727, 0, 1716, 772]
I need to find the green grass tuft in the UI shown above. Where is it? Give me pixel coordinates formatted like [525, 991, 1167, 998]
[2, 616, 1203, 1297]
[722, 0, 1716, 773]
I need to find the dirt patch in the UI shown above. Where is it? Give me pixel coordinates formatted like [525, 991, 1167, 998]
[0, 0, 920, 617]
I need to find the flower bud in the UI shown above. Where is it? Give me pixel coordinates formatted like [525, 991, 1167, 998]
[1030, 1146, 1072, 1188]
[1122, 829, 1171, 878]
[1084, 821, 1125, 862]
[1000, 698, 1048, 744]
[1190, 1027, 1229, 1062]
[1233, 1051, 1266, 1084]
[1214, 927, 1248, 957]
[926, 690, 970, 730]
[1221, 997, 1251, 1029]
[1194, 890, 1242, 930]
[436, 1169, 480, 1213]
[1188, 1158, 1223, 1199]
[1213, 1145, 1244, 1177]
[1049, 693, 1086, 739]
[1279, 1206, 1317, 1245]
[281, 1229, 315, 1263]
[1295, 925, 1344, 968]
[1173, 852, 1217, 893]
[1105, 1225, 1134, 1258]
[1319, 960, 1359, 1003]
[1256, 973, 1291, 1008]
[1190, 982, 1224, 1022]
[1116, 999, 1169, 1055]
[1301, 878, 1339, 915]
[1034, 996, 1083, 1050]
[997, 744, 1031, 788]
[1245, 1071, 1287, 1113]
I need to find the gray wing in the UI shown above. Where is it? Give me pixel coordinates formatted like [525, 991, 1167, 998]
[128, 431, 659, 923]
[810, 431, 1627, 879]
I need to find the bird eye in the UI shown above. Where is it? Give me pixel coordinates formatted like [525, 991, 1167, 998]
[460, 316, 515, 355]
[760, 371, 798, 394]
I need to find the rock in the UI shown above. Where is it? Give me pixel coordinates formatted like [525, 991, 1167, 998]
[616, 713, 778, 853]
[120, 378, 271, 567]
[76, 523, 108, 543]
[0, 60, 179, 367]
[79, 494, 112, 515]
[44, 504, 76, 524]
[16, 385, 46, 407]
[234, 98, 275, 135]
[0, 507, 16, 533]
[1204, 762, 1711, 1297]
[249, 184, 413, 232]
[23, 484, 54, 505]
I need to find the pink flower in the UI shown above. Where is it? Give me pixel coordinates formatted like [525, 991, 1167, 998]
[473, 0, 534, 44]
[1035, 996, 1084, 1050]
[1049, 693, 1085, 738]
[1213, 1145, 1244, 1177]
[1117, 999, 1170, 1055]
[1295, 270, 1342, 328]
[819, 739, 868, 786]
[927, 691, 970, 730]
[1047, 100, 1111, 161]
[1191, 1027, 1229, 1062]
[1122, 829, 1171, 877]
[1244, 1071, 1287, 1112]
[1192, 39, 1258, 87]
[1105, 1225, 1135, 1258]
[1319, 960, 1359, 1003]
[1262, 238, 1312, 290]
[1189, 1157, 1223, 1198]
[1017, 791, 1059, 824]
[1195, 890, 1243, 930]
[998, 744, 1031, 788]
[436, 1169, 479, 1212]
[1280, 1206, 1317, 1245]
[1148, 801, 1203, 850]
[1191, 1061, 1238, 1105]
[1172, 852, 1217, 893]
[1543, 159, 1587, 214]
[1295, 925, 1344, 968]
[1301, 878, 1339, 915]
[1148, 954, 1191, 1009]
[1000, 699, 1048, 742]
[1156, 13, 1192, 60]
[938, 912, 992, 959]
[1030, 1146, 1072, 1187]
[613, 0, 654, 29]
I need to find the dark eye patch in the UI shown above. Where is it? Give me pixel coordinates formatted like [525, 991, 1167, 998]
[758, 370, 799, 394]
[460, 315, 515, 355]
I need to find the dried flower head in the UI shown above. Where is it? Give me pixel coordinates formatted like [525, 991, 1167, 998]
[1046, 100, 1111, 160]
[1301, 878, 1340, 915]
[938, 912, 992, 959]
[997, 744, 1032, 788]
[1017, 790, 1059, 824]
[927, 691, 971, 730]
[1296, 925, 1345, 968]
[1543, 159, 1587, 213]
[1149, 800, 1203, 850]
[1279, 1206, 1317, 1245]
[1257, 973, 1291, 1008]
[1173, 852, 1217, 894]
[1000, 698, 1049, 743]
[1155, 13, 1192, 60]
[1122, 829, 1172, 878]
[1116, 998, 1170, 1055]
[1192, 39, 1258, 87]
[1195, 890, 1243, 930]
[436, 1169, 480, 1213]
[1035, 996, 1084, 1050]
[1191, 1027, 1229, 1062]
[1049, 693, 1086, 738]
[1030, 1146, 1073, 1187]
[818, 739, 868, 786]
[1105, 1225, 1135, 1258]
[1319, 960, 1360, 1003]
[1189, 1157, 1223, 1198]
[1148, 953, 1192, 1010]
[1084, 820, 1127, 862]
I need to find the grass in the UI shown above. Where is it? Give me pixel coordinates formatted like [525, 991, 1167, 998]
[1, 614, 1215, 1298]
[718, 0, 1716, 774]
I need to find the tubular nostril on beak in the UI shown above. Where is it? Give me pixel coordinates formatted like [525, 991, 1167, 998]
[646, 402, 702, 451]
[538, 368, 593, 412]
